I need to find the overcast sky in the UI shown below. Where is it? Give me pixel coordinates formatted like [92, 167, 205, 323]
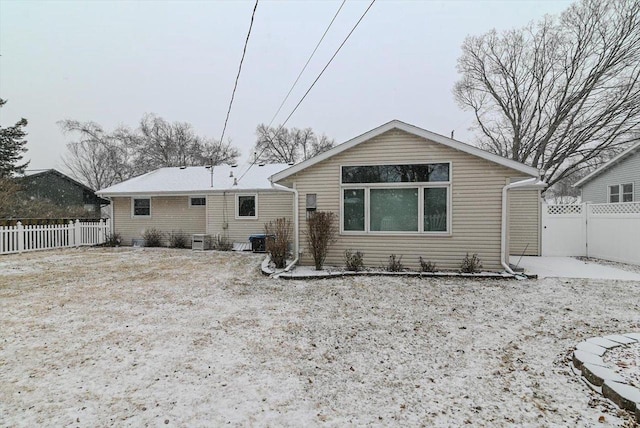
[0, 0, 573, 172]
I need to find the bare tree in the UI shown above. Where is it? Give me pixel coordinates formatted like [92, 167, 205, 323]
[60, 115, 240, 189]
[454, 0, 640, 188]
[253, 124, 335, 164]
[60, 120, 133, 190]
[131, 114, 240, 173]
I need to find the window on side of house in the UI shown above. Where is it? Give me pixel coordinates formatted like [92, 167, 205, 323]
[608, 185, 620, 203]
[236, 194, 257, 219]
[190, 196, 206, 207]
[133, 198, 151, 217]
[341, 163, 450, 234]
[622, 183, 634, 202]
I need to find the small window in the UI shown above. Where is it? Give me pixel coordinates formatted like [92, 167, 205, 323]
[622, 183, 633, 202]
[609, 185, 620, 203]
[190, 196, 206, 207]
[133, 198, 151, 217]
[237, 194, 257, 218]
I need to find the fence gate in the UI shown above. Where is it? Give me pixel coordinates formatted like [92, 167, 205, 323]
[541, 203, 586, 257]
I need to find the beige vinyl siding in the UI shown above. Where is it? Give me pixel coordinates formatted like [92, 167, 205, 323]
[508, 189, 540, 256]
[206, 191, 293, 242]
[281, 129, 535, 271]
[112, 196, 206, 246]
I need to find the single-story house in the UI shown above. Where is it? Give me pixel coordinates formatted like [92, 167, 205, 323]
[96, 164, 293, 247]
[270, 120, 545, 272]
[574, 142, 640, 203]
[21, 169, 110, 217]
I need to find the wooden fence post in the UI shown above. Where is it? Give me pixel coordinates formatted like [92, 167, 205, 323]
[99, 219, 106, 244]
[17, 221, 24, 253]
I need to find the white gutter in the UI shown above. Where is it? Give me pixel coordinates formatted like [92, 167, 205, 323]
[270, 182, 299, 272]
[501, 178, 545, 275]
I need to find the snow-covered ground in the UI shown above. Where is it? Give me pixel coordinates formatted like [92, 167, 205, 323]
[1, 248, 639, 427]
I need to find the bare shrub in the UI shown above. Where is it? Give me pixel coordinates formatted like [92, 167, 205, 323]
[306, 211, 337, 270]
[419, 256, 436, 273]
[168, 230, 188, 248]
[102, 232, 122, 247]
[142, 228, 163, 247]
[213, 234, 233, 251]
[265, 218, 292, 269]
[345, 250, 364, 272]
[460, 253, 483, 273]
[386, 254, 404, 272]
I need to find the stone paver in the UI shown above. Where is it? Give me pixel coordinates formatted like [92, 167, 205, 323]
[573, 333, 640, 423]
[576, 341, 607, 357]
[587, 337, 624, 349]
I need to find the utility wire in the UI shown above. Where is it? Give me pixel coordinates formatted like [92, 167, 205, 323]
[267, 0, 346, 128]
[239, 0, 376, 183]
[218, 0, 259, 146]
[278, 0, 376, 129]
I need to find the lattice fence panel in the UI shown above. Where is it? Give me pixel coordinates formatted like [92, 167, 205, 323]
[546, 204, 583, 215]
[590, 202, 640, 215]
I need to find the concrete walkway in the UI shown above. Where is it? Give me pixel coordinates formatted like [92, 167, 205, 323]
[510, 256, 640, 281]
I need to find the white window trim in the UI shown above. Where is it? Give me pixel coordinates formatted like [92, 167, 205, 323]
[235, 193, 258, 220]
[131, 197, 151, 218]
[339, 162, 452, 236]
[189, 196, 207, 208]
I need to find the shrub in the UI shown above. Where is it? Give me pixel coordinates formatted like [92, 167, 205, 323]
[168, 230, 188, 248]
[386, 254, 404, 272]
[460, 253, 483, 273]
[265, 218, 292, 269]
[102, 232, 122, 247]
[142, 228, 164, 247]
[344, 250, 364, 272]
[213, 234, 233, 251]
[306, 211, 337, 270]
[419, 257, 436, 273]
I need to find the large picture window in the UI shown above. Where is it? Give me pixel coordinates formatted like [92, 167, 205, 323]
[236, 194, 257, 218]
[341, 163, 450, 234]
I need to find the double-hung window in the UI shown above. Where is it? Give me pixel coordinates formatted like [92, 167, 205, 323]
[609, 183, 634, 203]
[341, 163, 451, 234]
[133, 198, 151, 217]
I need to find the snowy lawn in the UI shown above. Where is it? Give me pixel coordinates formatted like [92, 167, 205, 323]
[1, 247, 639, 427]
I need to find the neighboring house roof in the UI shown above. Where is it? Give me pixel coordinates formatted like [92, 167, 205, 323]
[270, 120, 540, 183]
[21, 169, 110, 205]
[573, 142, 640, 188]
[96, 163, 289, 196]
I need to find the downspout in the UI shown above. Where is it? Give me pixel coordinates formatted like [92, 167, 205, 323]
[501, 177, 539, 275]
[270, 181, 299, 272]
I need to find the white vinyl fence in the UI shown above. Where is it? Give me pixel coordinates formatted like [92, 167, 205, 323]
[0, 220, 110, 255]
[542, 202, 640, 265]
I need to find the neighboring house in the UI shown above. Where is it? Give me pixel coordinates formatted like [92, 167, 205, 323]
[270, 120, 545, 272]
[574, 143, 640, 204]
[20, 169, 109, 217]
[96, 164, 293, 247]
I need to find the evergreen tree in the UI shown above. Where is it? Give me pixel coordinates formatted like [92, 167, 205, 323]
[0, 99, 29, 178]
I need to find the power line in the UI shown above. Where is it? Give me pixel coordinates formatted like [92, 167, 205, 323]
[278, 0, 376, 129]
[218, 0, 259, 146]
[238, 0, 376, 183]
[267, 0, 347, 128]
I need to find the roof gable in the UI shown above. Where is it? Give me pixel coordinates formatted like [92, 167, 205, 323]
[574, 142, 640, 188]
[270, 120, 539, 183]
